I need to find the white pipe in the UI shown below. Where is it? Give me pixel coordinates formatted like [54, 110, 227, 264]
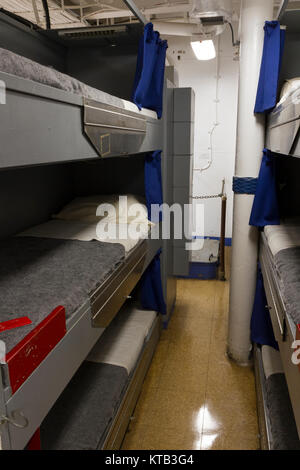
[152, 21, 202, 37]
[228, 0, 274, 365]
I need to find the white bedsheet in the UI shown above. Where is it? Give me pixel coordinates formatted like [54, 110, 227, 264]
[18, 219, 149, 254]
[87, 307, 157, 375]
[262, 346, 284, 380]
[264, 222, 300, 257]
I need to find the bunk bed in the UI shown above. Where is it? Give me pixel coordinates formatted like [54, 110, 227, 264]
[259, 222, 300, 444]
[0, 217, 162, 450]
[40, 303, 160, 450]
[0, 20, 166, 450]
[0, 46, 163, 169]
[252, 3, 300, 449]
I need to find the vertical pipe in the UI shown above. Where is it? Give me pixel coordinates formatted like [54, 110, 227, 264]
[228, 0, 274, 365]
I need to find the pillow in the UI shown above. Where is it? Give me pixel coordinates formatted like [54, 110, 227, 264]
[53, 195, 149, 224]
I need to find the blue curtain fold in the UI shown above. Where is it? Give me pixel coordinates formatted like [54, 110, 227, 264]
[132, 23, 168, 118]
[254, 21, 286, 114]
[251, 264, 279, 350]
[140, 249, 167, 315]
[145, 150, 163, 223]
[249, 149, 280, 228]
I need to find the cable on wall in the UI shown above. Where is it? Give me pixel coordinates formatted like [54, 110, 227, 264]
[197, 34, 220, 173]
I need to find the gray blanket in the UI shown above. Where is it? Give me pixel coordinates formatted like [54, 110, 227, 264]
[0, 47, 122, 108]
[40, 361, 128, 450]
[0, 237, 125, 352]
[274, 247, 300, 325]
[266, 373, 300, 450]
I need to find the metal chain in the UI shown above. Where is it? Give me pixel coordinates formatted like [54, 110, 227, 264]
[192, 194, 223, 200]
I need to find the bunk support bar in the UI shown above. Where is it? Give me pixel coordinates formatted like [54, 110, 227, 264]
[122, 0, 147, 25]
[276, 0, 290, 21]
[6, 307, 66, 394]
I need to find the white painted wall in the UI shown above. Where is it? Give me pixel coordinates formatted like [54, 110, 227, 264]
[167, 27, 239, 239]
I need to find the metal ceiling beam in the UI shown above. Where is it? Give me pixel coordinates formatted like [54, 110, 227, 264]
[86, 4, 191, 20]
[122, 0, 147, 24]
[277, 0, 290, 20]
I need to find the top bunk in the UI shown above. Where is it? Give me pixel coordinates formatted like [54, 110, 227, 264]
[266, 3, 300, 158]
[0, 14, 164, 169]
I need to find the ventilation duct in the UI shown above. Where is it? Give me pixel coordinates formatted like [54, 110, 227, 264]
[190, 0, 233, 36]
[58, 26, 127, 40]
[190, 0, 233, 21]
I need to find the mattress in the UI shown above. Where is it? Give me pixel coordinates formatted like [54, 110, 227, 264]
[277, 78, 300, 107]
[274, 247, 300, 326]
[0, 47, 157, 119]
[40, 361, 128, 450]
[262, 345, 284, 380]
[264, 221, 300, 257]
[87, 305, 157, 375]
[19, 219, 150, 254]
[0, 237, 125, 353]
[266, 373, 300, 450]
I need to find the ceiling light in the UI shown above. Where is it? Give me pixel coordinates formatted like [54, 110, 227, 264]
[191, 40, 216, 61]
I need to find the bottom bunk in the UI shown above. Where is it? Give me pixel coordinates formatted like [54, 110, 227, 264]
[255, 221, 300, 447]
[254, 345, 300, 450]
[40, 304, 161, 450]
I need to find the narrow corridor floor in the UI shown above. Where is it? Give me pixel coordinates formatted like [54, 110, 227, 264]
[122, 250, 259, 450]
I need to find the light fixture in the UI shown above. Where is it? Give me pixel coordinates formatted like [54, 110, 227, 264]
[191, 40, 216, 61]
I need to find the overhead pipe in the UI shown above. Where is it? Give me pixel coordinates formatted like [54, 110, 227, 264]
[228, 0, 274, 365]
[122, 0, 147, 25]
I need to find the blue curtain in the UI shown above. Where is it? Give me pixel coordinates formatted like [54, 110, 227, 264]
[249, 149, 280, 228]
[140, 249, 167, 315]
[251, 265, 279, 350]
[254, 21, 286, 114]
[132, 23, 168, 119]
[145, 150, 163, 223]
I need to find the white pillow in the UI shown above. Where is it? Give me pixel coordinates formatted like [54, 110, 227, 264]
[53, 194, 149, 224]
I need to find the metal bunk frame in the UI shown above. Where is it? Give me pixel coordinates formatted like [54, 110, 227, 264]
[259, 233, 300, 439]
[266, 2, 300, 158]
[0, 1, 166, 450]
[0, 70, 163, 169]
[0, 236, 162, 450]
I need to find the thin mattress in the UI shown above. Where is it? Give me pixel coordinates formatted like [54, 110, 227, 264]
[87, 305, 157, 375]
[264, 220, 300, 257]
[40, 361, 128, 450]
[0, 47, 157, 119]
[19, 219, 150, 254]
[264, 222, 300, 326]
[0, 236, 125, 353]
[40, 305, 157, 450]
[260, 346, 300, 450]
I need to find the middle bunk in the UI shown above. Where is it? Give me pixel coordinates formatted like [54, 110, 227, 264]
[0, 46, 163, 168]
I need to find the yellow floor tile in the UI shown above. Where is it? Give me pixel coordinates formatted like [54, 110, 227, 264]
[121, 248, 259, 451]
